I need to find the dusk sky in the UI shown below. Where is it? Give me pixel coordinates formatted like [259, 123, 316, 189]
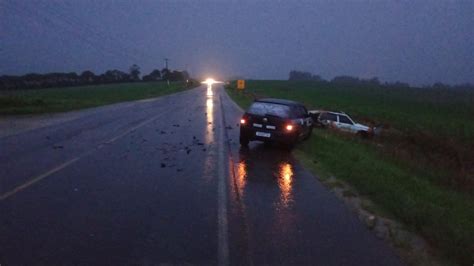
[1, 0, 473, 85]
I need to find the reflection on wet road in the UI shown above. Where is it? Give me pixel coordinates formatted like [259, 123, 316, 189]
[278, 162, 293, 208]
[206, 85, 214, 144]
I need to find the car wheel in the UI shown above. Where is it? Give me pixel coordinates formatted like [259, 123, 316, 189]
[239, 135, 249, 147]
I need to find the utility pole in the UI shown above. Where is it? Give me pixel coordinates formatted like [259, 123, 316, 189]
[164, 58, 170, 87]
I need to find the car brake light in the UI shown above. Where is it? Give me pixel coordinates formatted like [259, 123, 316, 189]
[286, 124, 293, 131]
[240, 118, 246, 124]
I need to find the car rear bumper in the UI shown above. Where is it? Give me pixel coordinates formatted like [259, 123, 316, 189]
[240, 127, 298, 144]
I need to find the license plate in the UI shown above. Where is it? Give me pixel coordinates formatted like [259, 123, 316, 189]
[256, 131, 271, 138]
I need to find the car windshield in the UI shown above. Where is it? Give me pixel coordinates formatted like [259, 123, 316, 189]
[247, 102, 292, 118]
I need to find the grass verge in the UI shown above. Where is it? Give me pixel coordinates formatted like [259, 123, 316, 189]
[0, 81, 195, 115]
[225, 82, 474, 265]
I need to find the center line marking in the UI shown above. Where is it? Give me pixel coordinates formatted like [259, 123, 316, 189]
[0, 112, 166, 201]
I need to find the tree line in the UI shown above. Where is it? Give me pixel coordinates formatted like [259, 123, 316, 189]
[0, 64, 191, 90]
[288, 70, 474, 90]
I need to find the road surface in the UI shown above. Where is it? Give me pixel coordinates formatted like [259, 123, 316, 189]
[0, 85, 401, 265]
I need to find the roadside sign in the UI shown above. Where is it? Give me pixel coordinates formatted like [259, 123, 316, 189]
[237, 80, 245, 89]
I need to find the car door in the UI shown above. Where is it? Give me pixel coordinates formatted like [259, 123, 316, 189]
[337, 115, 355, 132]
[319, 112, 338, 127]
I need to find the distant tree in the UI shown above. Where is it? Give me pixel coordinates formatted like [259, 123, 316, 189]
[80, 70, 96, 83]
[331, 75, 360, 85]
[129, 64, 141, 81]
[311, 74, 323, 82]
[367, 77, 380, 86]
[289, 70, 312, 80]
[102, 69, 130, 83]
[289, 70, 325, 81]
[151, 69, 162, 79]
[384, 81, 410, 88]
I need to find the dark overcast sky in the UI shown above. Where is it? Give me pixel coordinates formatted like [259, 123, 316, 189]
[1, 0, 473, 85]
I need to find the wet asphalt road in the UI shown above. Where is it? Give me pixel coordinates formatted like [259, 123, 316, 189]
[0, 85, 401, 265]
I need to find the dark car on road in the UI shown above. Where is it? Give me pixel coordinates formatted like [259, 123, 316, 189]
[239, 98, 313, 148]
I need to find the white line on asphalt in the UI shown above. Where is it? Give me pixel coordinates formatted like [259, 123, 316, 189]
[0, 158, 80, 201]
[217, 93, 230, 266]
[0, 113, 165, 201]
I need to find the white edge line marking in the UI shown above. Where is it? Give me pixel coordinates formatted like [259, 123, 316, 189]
[0, 113, 164, 201]
[217, 93, 230, 266]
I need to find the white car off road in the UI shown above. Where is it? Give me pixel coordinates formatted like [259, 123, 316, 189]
[309, 110, 375, 137]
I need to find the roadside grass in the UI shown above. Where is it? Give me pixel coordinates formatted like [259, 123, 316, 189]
[301, 129, 474, 264]
[225, 82, 474, 264]
[0, 81, 193, 115]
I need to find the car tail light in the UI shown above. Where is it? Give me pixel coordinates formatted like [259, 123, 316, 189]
[240, 118, 246, 124]
[285, 124, 293, 131]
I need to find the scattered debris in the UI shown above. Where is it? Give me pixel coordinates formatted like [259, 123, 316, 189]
[177, 168, 184, 172]
[202, 148, 207, 152]
[225, 125, 233, 130]
[53, 145, 63, 149]
[173, 124, 180, 127]
[160, 131, 166, 134]
[160, 163, 166, 168]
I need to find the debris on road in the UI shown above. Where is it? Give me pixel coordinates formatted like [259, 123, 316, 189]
[53, 145, 64, 149]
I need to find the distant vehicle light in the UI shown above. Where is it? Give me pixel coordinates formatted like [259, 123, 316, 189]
[203, 78, 216, 85]
[286, 124, 293, 131]
[240, 118, 246, 124]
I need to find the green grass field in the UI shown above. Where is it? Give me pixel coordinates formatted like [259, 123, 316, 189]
[225, 80, 474, 265]
[0, 81, 194, 115]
